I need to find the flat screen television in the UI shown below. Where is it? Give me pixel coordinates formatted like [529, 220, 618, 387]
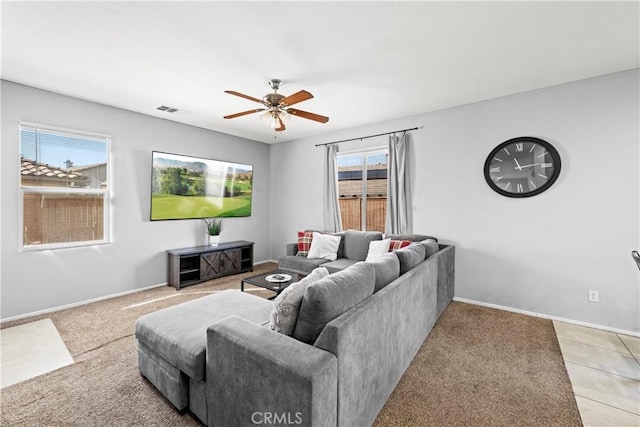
[150, 151, 253, 220]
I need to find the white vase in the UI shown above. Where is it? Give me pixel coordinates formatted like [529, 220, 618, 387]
[209, 235, 220, 246]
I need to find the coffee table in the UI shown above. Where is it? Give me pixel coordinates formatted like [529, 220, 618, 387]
[241, 270, 305, 298]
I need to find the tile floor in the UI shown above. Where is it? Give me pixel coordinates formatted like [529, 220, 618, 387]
[0, 318, 74, 388]
[554, 321, 640, 426]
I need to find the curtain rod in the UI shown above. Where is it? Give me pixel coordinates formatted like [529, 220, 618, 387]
[315, 127, 419, 147]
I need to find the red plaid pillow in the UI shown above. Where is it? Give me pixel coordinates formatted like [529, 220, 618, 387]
[389, 240, 411, 251]
[297, 231, 314, 256]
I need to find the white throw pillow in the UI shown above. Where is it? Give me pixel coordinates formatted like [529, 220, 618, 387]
[306, 232, 341, 261]
[365, 238, 392, 262]
[269, 267, 330, 335]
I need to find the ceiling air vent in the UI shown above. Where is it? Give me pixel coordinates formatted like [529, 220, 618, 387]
[156, 105, 179, 113]
[156, 105, 190, 115]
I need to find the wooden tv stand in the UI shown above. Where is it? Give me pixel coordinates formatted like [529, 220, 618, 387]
[167, 240, 254, 289]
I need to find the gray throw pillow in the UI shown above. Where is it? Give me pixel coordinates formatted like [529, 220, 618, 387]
[396, 244, 427, 275]
[293, 263, 375, 344]
[269, 267, 329, 336]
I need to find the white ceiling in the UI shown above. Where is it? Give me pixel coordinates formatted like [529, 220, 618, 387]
[2, 1, 638, 144]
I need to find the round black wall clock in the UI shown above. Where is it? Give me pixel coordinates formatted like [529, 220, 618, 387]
[484, 136, 561, 198]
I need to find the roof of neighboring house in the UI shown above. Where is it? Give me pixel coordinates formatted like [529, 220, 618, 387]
[20, 157, 86, 181]
[338, 164, 387, 181]
[68, 163, 106, 172]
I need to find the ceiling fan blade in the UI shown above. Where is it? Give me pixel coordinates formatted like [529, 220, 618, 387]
[287, 108, 329, 123]
[281, 90, 313, 107]
[224, 90, 264, 104]
[223, 108, 265, 119]
[275, 117, 286, 132]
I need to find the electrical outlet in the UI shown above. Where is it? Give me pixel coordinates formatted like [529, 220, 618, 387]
[588, 290, 599, 302]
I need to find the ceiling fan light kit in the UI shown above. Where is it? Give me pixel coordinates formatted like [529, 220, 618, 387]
[224, 79, 329, 132]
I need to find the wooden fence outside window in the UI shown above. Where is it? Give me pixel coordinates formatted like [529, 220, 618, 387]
[339, 197, 386, 232]
[23, 193, 104, 245]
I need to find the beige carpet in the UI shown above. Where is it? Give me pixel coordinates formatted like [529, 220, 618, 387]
[375, 302, 582, 427]
[1, 265, 581, 426]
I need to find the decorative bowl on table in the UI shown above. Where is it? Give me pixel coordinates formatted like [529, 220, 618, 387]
[265, 274, 292, 283]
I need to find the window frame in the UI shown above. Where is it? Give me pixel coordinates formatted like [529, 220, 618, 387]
[18, 122, 112, 251]
[337, 147, 388, 232]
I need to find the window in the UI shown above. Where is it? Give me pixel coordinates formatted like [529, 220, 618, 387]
[337, 150, 388, 232]
[19, 123, 111, 250]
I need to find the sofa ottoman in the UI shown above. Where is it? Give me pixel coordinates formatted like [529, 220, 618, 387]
[135, 290, 273, 423]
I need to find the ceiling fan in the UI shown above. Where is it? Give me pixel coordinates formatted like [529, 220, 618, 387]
[223, 79, 329, 132]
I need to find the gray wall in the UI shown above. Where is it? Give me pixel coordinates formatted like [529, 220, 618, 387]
[3, 71, 639, 331]
[1, 81, 271, 319]
[270, 70, 640, 333]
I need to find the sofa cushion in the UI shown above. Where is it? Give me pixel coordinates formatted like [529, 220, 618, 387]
[269, 267, 330, 336]
[134, 290, 272, 380]
[296, 231, 314, 257]
[365, 238, 391, 262]
[285, 242, 299, 256]
[389, 239, 412, 251]
[293, 263, 375, 344]
[365, 253, 401, 292]
[420, 238, 440, 259]
[343, 229, 383, 261]
[307, 232, 341, 260]
[331, 231, 346, 259]
[395, 243, 427, 275]
[278, 255, 330, 274]
[387, 233, 438, 243]
[321, 258, 360, 274]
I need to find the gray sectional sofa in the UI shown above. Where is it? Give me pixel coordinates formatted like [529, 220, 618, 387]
[135, 233, 455, 426]
[277, 229, 438, 274]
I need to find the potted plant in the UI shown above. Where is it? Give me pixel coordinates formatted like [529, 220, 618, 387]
[203, 218, 224, 246]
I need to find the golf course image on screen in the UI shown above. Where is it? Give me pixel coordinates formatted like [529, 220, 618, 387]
[151, 151, 253, 220]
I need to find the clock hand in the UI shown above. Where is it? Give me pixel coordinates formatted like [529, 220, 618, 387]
[518, 163, 541, 169]
[514, 158, 522, 170]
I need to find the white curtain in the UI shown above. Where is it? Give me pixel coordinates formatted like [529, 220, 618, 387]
[386, 132, 411, 234]
[323, 144, 343, 232]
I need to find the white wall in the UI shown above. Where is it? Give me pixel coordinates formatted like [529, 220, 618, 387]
[270, 70, 640, 333]
[1, 81, 271, 319]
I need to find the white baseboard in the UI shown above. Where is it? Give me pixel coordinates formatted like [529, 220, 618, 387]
[1, 261, 279, 324]
[1, 282, 168, 324]
[454, 297, 640, 338]
[255, 259, 277, 265]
